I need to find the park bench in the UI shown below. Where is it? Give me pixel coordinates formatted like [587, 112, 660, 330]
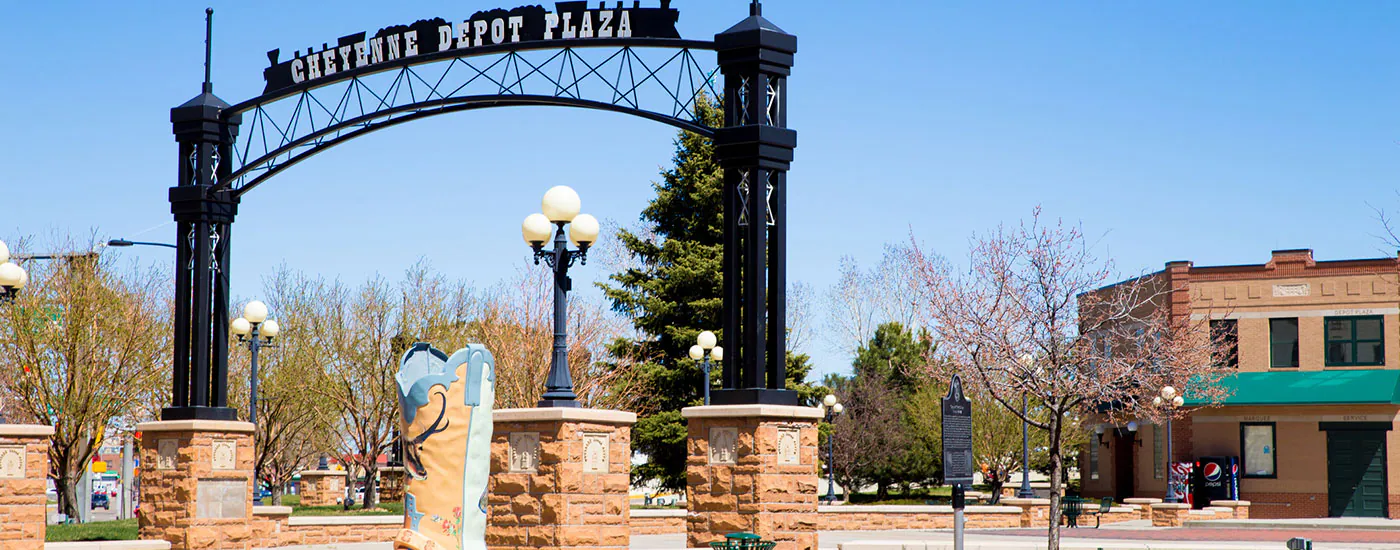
[1060, 496, 1084, 527]
[1085, 497, 1114, 528]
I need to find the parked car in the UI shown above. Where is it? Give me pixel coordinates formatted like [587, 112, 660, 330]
[91, 493, 109, 510]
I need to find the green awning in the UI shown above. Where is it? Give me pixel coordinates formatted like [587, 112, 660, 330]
[1184, 370, 1400, 406]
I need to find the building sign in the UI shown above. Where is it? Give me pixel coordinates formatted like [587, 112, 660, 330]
[941, 374, 974, 487]
[263, 1, 683, 95]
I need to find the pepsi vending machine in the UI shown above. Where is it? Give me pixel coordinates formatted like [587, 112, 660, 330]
[1192, 456, 1240, 508]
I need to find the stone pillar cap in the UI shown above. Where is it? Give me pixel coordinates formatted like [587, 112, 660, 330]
[1211, 500, 1251, 506]
[1154, 503, 1192, 510]
[135, 420, 255, 433]
[1123, 497, 1164, 504]
[298, 469, 348, 477]
[252, 506, 293, 516]
[681, 404, 824, 419]
[494, 407, 636, 425]
[1000, 498, 1051, 505]
[0, 424, 55, 437]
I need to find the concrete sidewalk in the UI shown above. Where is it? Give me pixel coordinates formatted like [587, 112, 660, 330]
[1187, 517, 1400, 531]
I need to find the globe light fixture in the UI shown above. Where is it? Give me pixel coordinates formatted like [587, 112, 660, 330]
[522, 213, 552, 245]
[569, 214, 600, 247]
[541, 185, 581, 222]
[0, 240, 28, 302]
[244, 300, 269, 324]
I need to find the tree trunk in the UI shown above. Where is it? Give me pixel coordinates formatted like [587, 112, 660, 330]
[363, 464, 379, 509]
[1045, 416, 1065, 550]
[57, 470, 79, 522]
[876, 481, 889, 501]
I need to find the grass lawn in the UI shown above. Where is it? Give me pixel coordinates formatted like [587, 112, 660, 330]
[46, 519, 138, 542]
[271, 495, 403, 516]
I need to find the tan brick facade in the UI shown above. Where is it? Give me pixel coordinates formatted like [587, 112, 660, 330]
[0, 425, 54, 550]
[484, 408, 635, 550]
[682, 405, 822, 550]
[137, 420, 256, 550]
[297, 470, 347, 507]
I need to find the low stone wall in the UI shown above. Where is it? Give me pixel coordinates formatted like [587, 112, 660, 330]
[45, 543, 172, 550]
[1148, 501, 1249, 527]
[818, 505, 1023, 531]
[250, 507, 401, 548]
[630, 509, 686, 535]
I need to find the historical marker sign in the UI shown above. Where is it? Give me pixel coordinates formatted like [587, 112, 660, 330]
[941, 374, 974, 487]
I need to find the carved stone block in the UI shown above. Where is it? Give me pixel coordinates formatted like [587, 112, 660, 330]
[0, 445, 24, 479]
[582, 432, 609, 473]
[509, 432, 540, 473]
[709, 427, 737, 465]
[211, 440, 237, 471]
[157, 439, 179, 470]
[195, 479, 247, 519]
[777, 428, 800, 465]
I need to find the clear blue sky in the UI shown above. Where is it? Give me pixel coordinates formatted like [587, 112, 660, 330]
[3, 1, 1398, 380]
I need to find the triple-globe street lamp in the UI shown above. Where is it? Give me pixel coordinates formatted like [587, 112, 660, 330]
[820, 394, 844, 503]
[232, 300, 280, 494]
[522, 186, 599, 408]
[688, 331, 723, 406]
[1154, 385, 1186, 503]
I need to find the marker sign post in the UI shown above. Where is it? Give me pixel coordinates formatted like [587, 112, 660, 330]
[942, 375, 974, 550]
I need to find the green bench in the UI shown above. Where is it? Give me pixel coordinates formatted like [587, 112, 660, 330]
[1061, 496, 1115, 528]
[709, 532, 776, 550]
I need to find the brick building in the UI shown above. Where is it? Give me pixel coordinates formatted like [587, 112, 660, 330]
[1081, 249, 1400, 519]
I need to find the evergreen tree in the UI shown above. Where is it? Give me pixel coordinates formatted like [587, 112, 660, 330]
[603, 96, 818, 492]
[848, 322, 940, 496]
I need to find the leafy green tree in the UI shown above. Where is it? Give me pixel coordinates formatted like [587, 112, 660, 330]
[848, 322, 938, 496]
[602, 96, 819, 492]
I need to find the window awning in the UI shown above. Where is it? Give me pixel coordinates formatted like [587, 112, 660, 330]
[1185, 370, 1400, 406]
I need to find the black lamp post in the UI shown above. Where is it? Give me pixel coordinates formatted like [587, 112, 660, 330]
[522, 186, 599, 408]
[821, 394, 843, 502]
[1016, 354, 1036, 499]
[232, 300, 280, 496]
[688, 331, 724, 406]
[1156, 386, 1185, 503]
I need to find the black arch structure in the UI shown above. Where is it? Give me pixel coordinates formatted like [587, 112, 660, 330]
[165, 2, 798, 421]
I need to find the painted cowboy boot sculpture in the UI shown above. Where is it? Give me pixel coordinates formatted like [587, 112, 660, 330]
[393, 343, 496, 550]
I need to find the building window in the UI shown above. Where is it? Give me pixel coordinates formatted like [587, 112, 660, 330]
[1211, 319, 1239, 369]
[1270, 318, 1299, 368]
[1240, 423, 1277, 478]
[1325, 316, 1384, 367]
[1089, 440, 1099, 480]
[1153, 424, 1164, 479]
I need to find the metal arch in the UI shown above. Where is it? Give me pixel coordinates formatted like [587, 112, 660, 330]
[217, 42, 721, 194]
[228, 96, 712, 197]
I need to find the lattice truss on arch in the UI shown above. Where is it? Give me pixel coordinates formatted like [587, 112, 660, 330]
[222, 45, 720, 193]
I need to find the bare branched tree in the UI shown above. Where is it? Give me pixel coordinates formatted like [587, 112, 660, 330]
[909, 209, 1231, 550]
[824, 244, 923, 355]
[0, 236, 169, 521]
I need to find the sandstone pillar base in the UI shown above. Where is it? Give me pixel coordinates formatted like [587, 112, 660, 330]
[137, 420, 255, 550]
[0, 424, 54, 550]
[297, 469, 348, 507]
[1150, 502, 1191, 527]
[682, 405, 822, 550]
[486, 408, 636, 550]
[378, 466, 407, 502]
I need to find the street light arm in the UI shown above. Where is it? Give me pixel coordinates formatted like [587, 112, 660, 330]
[107, 239, 178, 250]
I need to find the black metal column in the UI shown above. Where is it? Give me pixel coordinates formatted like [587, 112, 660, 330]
[710, 3, 797, 406]
[164, 75, 242, 421]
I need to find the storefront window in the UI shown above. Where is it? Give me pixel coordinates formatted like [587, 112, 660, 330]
[1089, 440, 1099, 480]
[1325, 316, 1384, 367]
[1270, 318, 1299, 368]
[1241, 423, 1276, 478]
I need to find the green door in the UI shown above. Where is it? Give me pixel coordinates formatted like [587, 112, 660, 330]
[1326, 430, 1389, 518]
